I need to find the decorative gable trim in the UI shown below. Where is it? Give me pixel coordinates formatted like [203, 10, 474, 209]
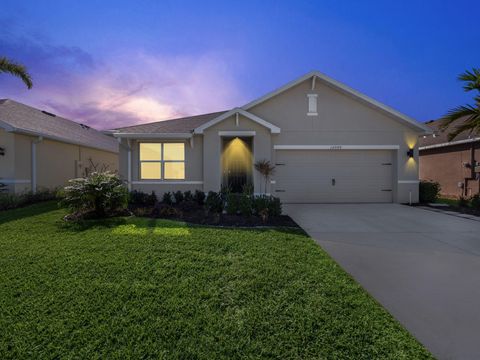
[193, 108, 281, 134]
[241, 70, 432, 134]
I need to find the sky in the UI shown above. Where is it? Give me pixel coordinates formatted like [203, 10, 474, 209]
[0, 0, 478, 130]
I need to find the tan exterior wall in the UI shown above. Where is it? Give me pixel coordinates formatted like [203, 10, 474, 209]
[248, 79, 420, 203]
[203, 115, 272, 194]
[420, 143, 480, 198]
[0, 129, 19, 193]
[123, 136, 204, 196]
[2, 133, 119, 194]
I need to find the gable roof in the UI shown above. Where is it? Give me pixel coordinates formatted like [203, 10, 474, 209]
[113, 111, 226, 136]
[242, 70, 431, 134]
[419, 117, 480, 149]
[193, 108, 281, 134]
[0, 99, 118, 153]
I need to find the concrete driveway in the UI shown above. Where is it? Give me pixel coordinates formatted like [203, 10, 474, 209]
[285, 203, 480, 360]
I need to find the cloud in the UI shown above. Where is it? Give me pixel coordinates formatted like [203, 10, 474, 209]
[0, 23, 244, 130]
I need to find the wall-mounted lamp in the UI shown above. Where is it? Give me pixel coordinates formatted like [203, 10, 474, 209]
[407, 148, 414, 158]
[0, 147, 5, 156]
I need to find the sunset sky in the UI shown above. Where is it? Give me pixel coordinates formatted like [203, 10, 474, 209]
[1, 0, 478, 129]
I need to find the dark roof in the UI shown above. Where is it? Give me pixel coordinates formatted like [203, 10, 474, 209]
[0, 99, 118, 153]
[419, 117, 480, 148]
[113, 111, 227, 134]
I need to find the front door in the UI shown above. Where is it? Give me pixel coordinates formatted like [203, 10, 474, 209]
[222, 137, 253, 193]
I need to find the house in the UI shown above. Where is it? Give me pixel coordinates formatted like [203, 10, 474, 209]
[113, 71, 430, 203]
[419, 118, 479, 198]
[0, 99, 119, 194]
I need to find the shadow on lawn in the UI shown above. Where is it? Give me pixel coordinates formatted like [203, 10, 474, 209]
[0, 201, 59, 226]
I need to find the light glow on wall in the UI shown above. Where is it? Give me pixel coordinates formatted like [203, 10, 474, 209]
[221, 137, 253, 177]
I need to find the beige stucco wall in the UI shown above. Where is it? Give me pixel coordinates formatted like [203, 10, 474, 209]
[122, 136, 204, 196]
[0, 129, 18, 193]
[203, 114, 272, 194]
[247, 79, 421, 203]
[2, 133, 119, 194]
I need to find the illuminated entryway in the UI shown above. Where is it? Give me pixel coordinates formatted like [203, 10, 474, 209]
[221, 137, 253, 193]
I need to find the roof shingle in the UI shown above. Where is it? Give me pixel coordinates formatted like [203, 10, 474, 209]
[419, 117, 480, 148]
[0, 99, 118, 153]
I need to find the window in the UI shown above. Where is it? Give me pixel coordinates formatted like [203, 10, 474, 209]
[139, 143, 185, 180]
[307, 93, 318, 116]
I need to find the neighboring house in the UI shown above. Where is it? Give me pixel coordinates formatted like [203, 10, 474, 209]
[419, 118, 480, 198]
[0, 99, 118, 194]
[113, 71, 430, 203]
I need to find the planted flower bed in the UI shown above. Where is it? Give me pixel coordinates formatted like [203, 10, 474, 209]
[129, 189, 298, 227]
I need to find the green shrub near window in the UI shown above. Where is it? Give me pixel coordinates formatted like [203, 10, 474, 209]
[62, 172, 128, 218]
[225, 193, 240, 215]
[0, 189, 58, 211]
[419, 180, 441, 203]
[129, 190, 157, 207]
[205, 191, 223, 213]
[193, 190, 205, 205]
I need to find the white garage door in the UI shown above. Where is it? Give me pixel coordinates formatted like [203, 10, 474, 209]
[274, 150, 394, 203]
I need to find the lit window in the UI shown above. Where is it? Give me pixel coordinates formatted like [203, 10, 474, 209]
[307, 94, 318, 116]
[139, 142, 185, 180]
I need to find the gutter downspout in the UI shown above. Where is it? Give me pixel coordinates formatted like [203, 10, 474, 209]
[31, 136, 43, 194]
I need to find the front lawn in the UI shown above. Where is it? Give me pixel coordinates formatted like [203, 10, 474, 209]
[0, 203, 432, 359]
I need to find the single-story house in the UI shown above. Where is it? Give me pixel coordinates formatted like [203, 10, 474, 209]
[113, 71, 430, 203]
[0, 99, 119, 194]
[419, 117, 479, 198]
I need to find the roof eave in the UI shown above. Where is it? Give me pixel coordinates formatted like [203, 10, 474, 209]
[113, 132, 193, 139]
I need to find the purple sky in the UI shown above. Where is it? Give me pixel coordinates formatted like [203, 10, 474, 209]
[0, 0, 478, 130]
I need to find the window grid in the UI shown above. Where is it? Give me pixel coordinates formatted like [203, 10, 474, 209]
[139, 143, 185, 180]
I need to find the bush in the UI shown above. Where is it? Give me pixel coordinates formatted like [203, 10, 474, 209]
[252, 195, 282, 220]
[183, 190, 193, 202]
[173, 190, 184, 204]
[419, 180, 441, 203]
[129, 190, 157, 207]
[225, 193, 240, 215]
[0, 189, 58, 211]
[62, 172, 128, 218]
[458, 196, 469, 208]
[470, 194, 480, 210]
[193, 190, 205, 205]
[205, 191, 223, 213]
[162, 192, 173, 205]
[238, 193, 253, 216]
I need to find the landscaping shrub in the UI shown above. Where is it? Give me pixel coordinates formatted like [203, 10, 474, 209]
[419, 180, 441, 203]
[225, 193, 240, 215]
[252, 195, 282, 221]
[238, 193, 253, 216]
[470, 194, 480, 210]
[205, 191, 223, 213]
[183, 190, 193, 202]
[62, 172, 128, 218]
[162, 192, 173, 205]
[458, 196, 470, 208]
[173, 190, 184, 204]
[193, 190, 205, 205]
[0, 189, 58, 211]
[129, 190, 157, 207]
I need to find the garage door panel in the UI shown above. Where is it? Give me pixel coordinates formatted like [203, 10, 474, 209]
[275, 150, 393, 203]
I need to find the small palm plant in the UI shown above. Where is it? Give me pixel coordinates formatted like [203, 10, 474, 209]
[0, 56, 33, 89]
[254, 159, 275, 194]
[440, 68, 480, 141]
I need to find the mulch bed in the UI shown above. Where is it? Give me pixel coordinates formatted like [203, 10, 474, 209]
[130, 203, 300, 228]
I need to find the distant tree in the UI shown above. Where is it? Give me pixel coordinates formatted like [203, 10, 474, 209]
[0, 56, 33, 89]
[440, 68, 480, 141]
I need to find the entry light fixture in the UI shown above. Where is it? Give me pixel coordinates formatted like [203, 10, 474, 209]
[407, 148, 414, 158]
[0, 147, 5, 156]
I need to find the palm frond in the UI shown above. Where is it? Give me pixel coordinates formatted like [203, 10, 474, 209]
[458, 68, 480, 92]
[439, 104, 477, 130]
[0, 57, 33, 89]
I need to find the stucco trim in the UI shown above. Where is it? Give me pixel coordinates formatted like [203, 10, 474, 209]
[419, 137, 480, 150]
[0, 179, 31, 184]
[194, 108, 281, 134]
[398, 180, 420, 184]
[274, 145, 400, 150]
[131, 181, 203, 185]
[114, 133, 192, 139]
[218, 131, 256, 136]
[241, 70, 431, 134]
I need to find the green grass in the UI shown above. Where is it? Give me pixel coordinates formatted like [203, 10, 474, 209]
[0, 203, 432, 359]
[436, 197, 460, 206]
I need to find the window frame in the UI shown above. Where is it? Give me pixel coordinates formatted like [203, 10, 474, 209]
[139, 142, 185, 180]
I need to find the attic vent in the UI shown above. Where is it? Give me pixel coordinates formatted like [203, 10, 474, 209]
[41, 110, 56, 117]
[307, 94, 318, 116]
[80, 124, 91, 130]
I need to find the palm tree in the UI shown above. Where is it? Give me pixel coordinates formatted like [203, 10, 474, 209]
[254, 159, 275, 194]
[440, 68, 480, 141]
[0, 56, 33, 89]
